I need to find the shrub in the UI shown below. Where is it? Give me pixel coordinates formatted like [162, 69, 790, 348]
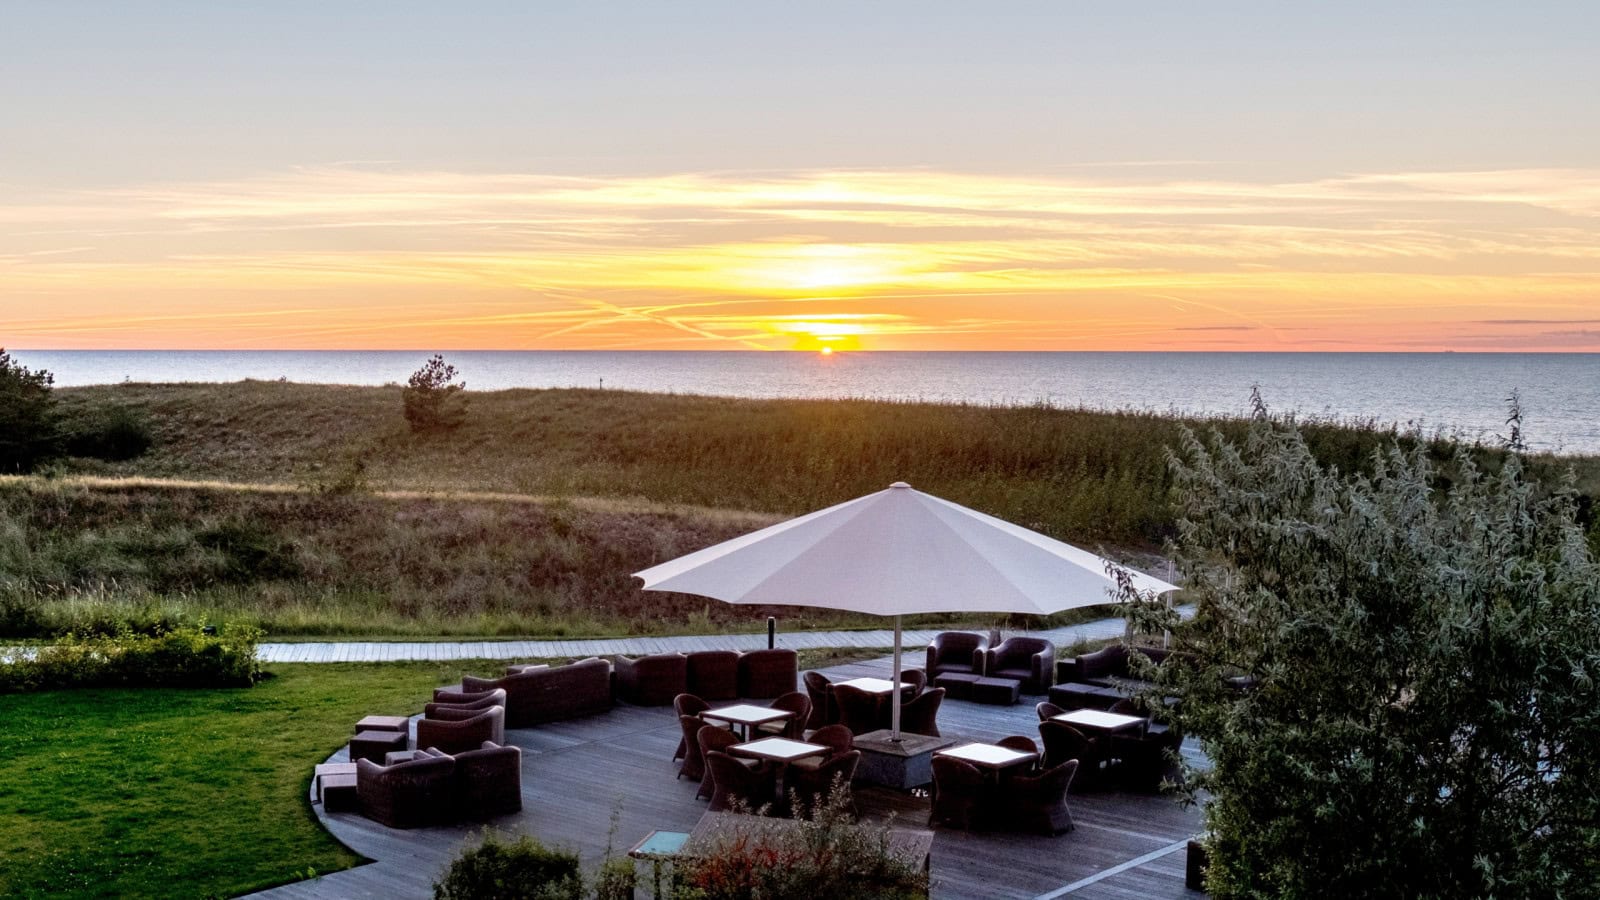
[403, 354, 469, 434]
[0, 624, 262, 693]
[674, 782, 929, 900]
[1123, 420, 1600, 898]
[60, 404, 154, 461]
[0, 348, 59, 473]
[434, 831, 583, 900]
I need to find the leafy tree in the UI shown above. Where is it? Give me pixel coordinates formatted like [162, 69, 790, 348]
[0, 348, 59, 472]
[1123, 420, 1600, 899]
[402, 354, 469, 433]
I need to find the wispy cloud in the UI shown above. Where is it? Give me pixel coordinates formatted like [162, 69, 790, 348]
[3, 165, 1599, 350]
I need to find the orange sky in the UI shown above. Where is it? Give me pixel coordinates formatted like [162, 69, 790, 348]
[4, 165, 1599, 351]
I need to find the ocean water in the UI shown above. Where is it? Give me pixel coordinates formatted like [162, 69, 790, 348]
[12, 350, 1600, 455]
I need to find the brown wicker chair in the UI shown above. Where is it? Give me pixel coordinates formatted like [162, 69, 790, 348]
[790, 724, 853, 772]
[985, 637, 1057, 694]
[899, 668, 927, 699]
[428, 687, 507, 712]
[462, 657, 612, 727]
[1000, 759, 1078, 834]
[802, 671, 834, 730]
[737, 649, 798, 699]
[832, 683, 884, 735]
[686, 650, 740, 701]
[898, 687, 945, 737]
[612, 653, 688, 706]
[356, 754, 457, 829]
[673, 694, 710, 762]
[454, 741, 523, 819]
[1107, 700, 1180, 789]
[417, 705, 505, 752]
[929, 755, 988, 830]
[755, 691, 811, 739]
[1039, 720, 1100, 791]
[786, 749, 860, 815]
[697, 724, 757, 800]
[1035, 700, 1066, 722]
[705, 749, 776, 812]
[926, 632, 987, 679]
[677, 714, 710, 783]
[997, 734, 1040, 773]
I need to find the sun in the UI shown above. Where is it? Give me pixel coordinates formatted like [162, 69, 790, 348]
[819, 346, 834, 355]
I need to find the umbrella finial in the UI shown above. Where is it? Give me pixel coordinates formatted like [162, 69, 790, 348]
[890, 481, 911, 489]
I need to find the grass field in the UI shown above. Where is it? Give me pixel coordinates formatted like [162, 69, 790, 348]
[0, 647, 891, 900]
[8, 381, 1592, 640]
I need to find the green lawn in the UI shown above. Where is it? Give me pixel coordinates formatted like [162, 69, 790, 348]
[0, 648, 894, 899]
[0, 661, 509, 900]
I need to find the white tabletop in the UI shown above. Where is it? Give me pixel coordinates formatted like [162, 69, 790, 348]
[731, 737, 830, 762]
[935, 742, 1036, 769]
[703, 704, 794, 726]
[833, 677, 909, 695]
[1052, 709, 1146, 732]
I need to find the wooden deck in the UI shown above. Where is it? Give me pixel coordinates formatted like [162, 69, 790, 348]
[247, 655, 1205, 900]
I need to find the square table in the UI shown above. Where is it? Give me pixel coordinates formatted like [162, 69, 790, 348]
[934, 742, 1037, 772]
[833, 677, 911, 695]
[730, 737, 830, 765]
[702, 704, 794, 741]
[1051, 709, 1147, 737]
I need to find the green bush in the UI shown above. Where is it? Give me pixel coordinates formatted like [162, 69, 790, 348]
[434, 832, 583, 900]
[0, 624, 262, 693]
[0, 348, 58, 473]
[60, 404, 154, 461]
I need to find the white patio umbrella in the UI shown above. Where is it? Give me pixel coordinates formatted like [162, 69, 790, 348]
[633, 482, 1179, 740]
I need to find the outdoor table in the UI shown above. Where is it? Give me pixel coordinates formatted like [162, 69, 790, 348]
[730, 737, 830, 765]
[629, 829, 691, 898]
[702, 703, 795, 741]
[833, 677, 911, 695]
[934, 741, 1037, 782]
[1051, 709, 1147, 737]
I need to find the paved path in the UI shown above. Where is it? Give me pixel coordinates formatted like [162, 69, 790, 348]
[256, 608, 1192, 663]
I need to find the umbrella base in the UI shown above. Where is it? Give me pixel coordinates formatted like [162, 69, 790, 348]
[853, 729, 955, 790]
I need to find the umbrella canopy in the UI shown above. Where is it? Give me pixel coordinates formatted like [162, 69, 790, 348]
[634, 482, 1180, 738]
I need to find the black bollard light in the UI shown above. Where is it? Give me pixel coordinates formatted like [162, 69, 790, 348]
[767, 616, 776, 649]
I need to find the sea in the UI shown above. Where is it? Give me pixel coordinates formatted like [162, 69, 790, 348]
[12, 350, 1600, 455]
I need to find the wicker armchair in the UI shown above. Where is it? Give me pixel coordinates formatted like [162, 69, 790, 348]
[426, 687, 506, 718]
[673, 694, 710, 762]
[755, 691, 811, 740]
[696, 724, 758, 800]
[787, 749, 860, 814]
[999, 759, 1078, 834]
[613, 653, 688, 706]
[356, 754, 457, 829]
[416, 706, 504, 755]
[997, 734, 1040, 773]
[462, 657, 612, 727]
[1108, 699, 1180, 789]
[790, 724, 853, 772]
[1035, 700, 1066, 722]
[1039, 720, 1101, 791]
[802, 671, 835, 730]
[984, 637, 1056, 694]
[686, 651, 740, 701]
[832, 683, 883, 735]
[898, 687, 945, 737]
[899, 668, 927, 698]
[705, 750, 776, 813]
[925, 632, 987, 679]
[677, 714, 710, 783]
[929, 756, 988, 830]
[737, 649, 798, 699]
[454, 741, 523, 819]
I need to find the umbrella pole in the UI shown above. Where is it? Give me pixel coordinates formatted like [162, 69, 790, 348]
[891, 614, 903, 741]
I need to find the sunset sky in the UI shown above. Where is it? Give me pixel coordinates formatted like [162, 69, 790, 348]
[3, 3, 1597, 352]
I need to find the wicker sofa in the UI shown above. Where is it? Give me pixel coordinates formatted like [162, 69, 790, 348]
[613, 652, 688, 706]
[416, 705, 505, 754]
[462, 657, 613, 727]
[357, 741, 523, 828]
[736, 648, 799, 699]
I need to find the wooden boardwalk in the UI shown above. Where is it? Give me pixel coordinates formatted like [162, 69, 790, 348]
[254, 610, 1193, 664]
[246, 654, 1204, 900]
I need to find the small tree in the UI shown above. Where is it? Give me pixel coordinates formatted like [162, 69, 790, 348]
[0, 348, 59, 472]
[1123, 421, 1600, 898]
[403, 354, 469, 433]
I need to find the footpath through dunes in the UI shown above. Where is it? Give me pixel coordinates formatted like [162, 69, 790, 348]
[255, 606, 1190, 663]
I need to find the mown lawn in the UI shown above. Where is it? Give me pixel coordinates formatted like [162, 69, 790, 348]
[0, 661, 508, 899]
[0, 648, 895, 899]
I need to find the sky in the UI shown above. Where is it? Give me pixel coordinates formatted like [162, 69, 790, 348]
[2, 2, 1598, 352]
